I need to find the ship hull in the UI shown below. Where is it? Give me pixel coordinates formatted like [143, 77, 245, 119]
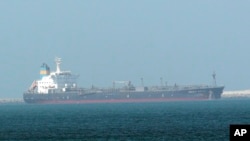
[23, 86, 224, 104]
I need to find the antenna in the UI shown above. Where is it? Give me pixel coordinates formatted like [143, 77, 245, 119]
[212, 71, 217, 86]
[55, 57, 62, 73]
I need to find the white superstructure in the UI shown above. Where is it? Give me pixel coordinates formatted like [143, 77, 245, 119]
[29, 57, 79, 94]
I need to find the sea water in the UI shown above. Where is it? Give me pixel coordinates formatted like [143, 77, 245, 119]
[0, 98, 250, 140]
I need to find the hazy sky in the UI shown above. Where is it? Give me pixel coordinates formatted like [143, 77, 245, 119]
[0, 0, 250, 98]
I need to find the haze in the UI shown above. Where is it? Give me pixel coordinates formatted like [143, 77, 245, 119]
[0, 0, 249, 98]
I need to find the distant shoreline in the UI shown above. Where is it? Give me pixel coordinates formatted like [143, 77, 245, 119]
[0, 98, 24, 104]
[222, 90, 250, 98]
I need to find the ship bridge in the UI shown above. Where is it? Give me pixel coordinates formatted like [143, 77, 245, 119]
[32, 57, 79, 94]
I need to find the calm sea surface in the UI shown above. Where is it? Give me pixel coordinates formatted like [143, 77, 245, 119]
[0, 98, 250, 140]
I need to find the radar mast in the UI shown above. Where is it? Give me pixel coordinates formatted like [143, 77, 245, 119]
[55, 57, 62, 73]
[212, 71, 217, 86]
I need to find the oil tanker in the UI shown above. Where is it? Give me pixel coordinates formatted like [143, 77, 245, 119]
[23, 58, 224, 104]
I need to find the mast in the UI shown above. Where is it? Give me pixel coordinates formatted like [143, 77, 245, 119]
[141, 77, 144, 87]
[160, 77, 163, 87]
[212, 71, 217, 86]
[55, 57, 62, 73]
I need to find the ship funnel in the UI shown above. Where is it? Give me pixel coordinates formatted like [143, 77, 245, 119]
[40, 63, 50, 79]
[55, 57, 62, 73]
